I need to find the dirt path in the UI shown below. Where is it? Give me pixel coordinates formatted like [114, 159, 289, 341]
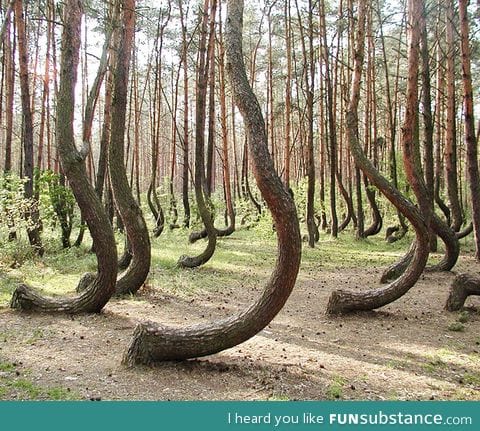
[1, 257, 479, 400]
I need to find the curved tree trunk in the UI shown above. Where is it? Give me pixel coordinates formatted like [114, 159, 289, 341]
[147, 183, 165, 237]
[337, 170, 355, 233]
[216, 3, 236, 237]
[187, 15, 237, 246]
[178, 0, 217, 269]
[123, 0, 301, 364]
[381, 213, 459, 283]
[456, 222, 473, 240]
[355, 167, 365, 239]
[327, 0, 430, 314]
[117, 236, 133, 270]
[445, 274, 480, 311]
[363, 177, 383, 237]
[178, 1, 191, 229]
[10, 0, 117, 313]
[108, 0, 151, 296]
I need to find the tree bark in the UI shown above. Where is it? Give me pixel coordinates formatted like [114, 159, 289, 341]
[445, 274, 480, 311]
[179, 0, 191, 229]
[123, 0, 301, 363]
[177, 0, 218, 269]
[14, 0, 43, 255]
[445, 0, 463, 232]
[459, 0, 480, 260]
[108, 0, 151, 295]
[10, 0, 118, 314]
[327, 0, 430, 314]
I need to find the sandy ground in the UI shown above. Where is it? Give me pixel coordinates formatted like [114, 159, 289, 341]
[1, 255, 479, 400]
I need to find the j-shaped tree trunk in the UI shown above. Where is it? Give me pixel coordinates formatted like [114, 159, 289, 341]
[379, 2, 460, 283]
[188, 3, 235, 243]
[178, 0, 218, 269]
[10, 0, 118, 313]
[108, 0, 151, 296]
[122, 0, 301, 364]
[327, 0, 430, 314]
[146, 7, 169, 238]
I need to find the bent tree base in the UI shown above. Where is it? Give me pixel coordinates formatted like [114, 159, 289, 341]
[123, 0, 301, 364]
[326, 0, 431, 314]
[445, 274, 480, 311]
[10, 0, 118, 314]
[381, 214, 459, 283]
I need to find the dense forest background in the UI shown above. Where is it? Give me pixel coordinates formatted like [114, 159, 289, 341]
[1, 0, 479, 246]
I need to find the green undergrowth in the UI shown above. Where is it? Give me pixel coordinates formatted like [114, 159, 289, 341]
[0, 221, 440, 307]
[0, 359, 80, 400]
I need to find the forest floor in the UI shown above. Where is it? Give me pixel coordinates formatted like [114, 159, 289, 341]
[0, 226, 479, 400]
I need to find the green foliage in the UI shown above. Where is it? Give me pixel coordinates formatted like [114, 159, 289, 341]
[36, 169, 75, 232]
[457, 311, 470, 324]
[0, 238, 36, 269]
[422, 356, 447, 374]
[0, 361, 80, 400]
[463, 372, 480, 387]
[0, 174, 38, 238]
[326, 375, 346, 400]
[448, 322, 466, 332]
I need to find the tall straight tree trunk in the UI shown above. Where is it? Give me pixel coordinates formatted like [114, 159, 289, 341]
[14, 0, 43, 255]
[296, 0, 318, 247]
[284, 0, 292, 188]
[205, 0, 217, 196]
[377, 1, 408, 242]
[420, 1, 436, 251]
[146, 8, 168, 238]
[179, 1, 191, 228]
[320, 0, 338, 238]
[2, 8, 16, 241]
[434, 11, 450, 223]
[11, 0, 118, 313]
[123, 0, 301, 363]
[3, 7, 14, 173]
[36, 0, 52, 171]
[445, 0, 462, 232]
[459, 0, 480, 260]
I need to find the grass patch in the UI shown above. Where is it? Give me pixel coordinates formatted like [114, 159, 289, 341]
[326, 375, 346, 400]
[448, 322, 466, 332]
[0, 361, 80, 400]
[0, 226, 414, 307]
[422, 356, 447, 374]
[457, 311, 470, 324]
[25, 328, 45, 345]
[462, 373, 480, 387]
[268, 393, 290, 401]
[0, 360, 15, 372]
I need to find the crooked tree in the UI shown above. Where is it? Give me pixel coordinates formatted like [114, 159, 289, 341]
[10, 0, 118, 313]
[123, 0, 301, 364]
[326, 0, 431, 314]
